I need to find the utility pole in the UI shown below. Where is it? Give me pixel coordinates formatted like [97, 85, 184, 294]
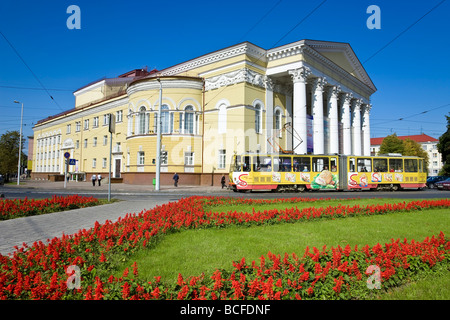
[14, 100, 24, 185]
[155, 78, 162, 191]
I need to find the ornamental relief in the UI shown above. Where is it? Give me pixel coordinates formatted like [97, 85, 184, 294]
[205, 68, 265, 91]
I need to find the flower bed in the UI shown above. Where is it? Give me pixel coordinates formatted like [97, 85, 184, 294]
[0, 195, 101, 220]
[0, 196, 449, 300]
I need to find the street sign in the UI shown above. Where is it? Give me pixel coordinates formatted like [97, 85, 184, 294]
[69, 159, 76, 165]
[64, 152, 70, 159]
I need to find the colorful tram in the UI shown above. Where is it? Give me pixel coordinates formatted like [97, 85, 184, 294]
[229, 153, 427, 192]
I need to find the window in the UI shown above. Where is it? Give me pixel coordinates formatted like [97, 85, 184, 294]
[103, 135, 108, 146]
[116, 110, 123, 122]
[312, 157, 330, 172]
[357, 158, 372, 172]
[184, 152, 194, 166]
[76, 140, 79, 149]
[218, 149, 226, 169]
[275, 157, 292, 172]
[161, 105, 170, 134]
[75, 121, 81, 132]
[184, 106, 194, 134]
[103, 114, 109, 126]
[233, 156, 241, 172]
[293, 156, 311, 172]
[253, 156, 272, 172]
[139, 106, 147, 134]
[389, 158, 403, 172]
[93, 137, 97, 147]
[92, 158, 96, 168]
[373, 158, 387, 172]
[93, 117, 99, 128]
[84, 119, 89, 130]
[404, 159, 418, 172]
[255, 104, 261, 134]
[218, 104, 227, 134]
[275, 109, 281, 131]
[102, 158, 107, 168]
[138, 151, 145, 165]
[84, 139, 88, 148]
[66, 124, 71, 134]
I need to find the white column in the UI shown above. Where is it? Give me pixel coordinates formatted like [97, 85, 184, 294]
[285, 85, 293, 151]
[362, 104, 372, 156]
[312, 77, 326, 154]
[264, 76, 274, 153]
[340, 92, 352, 155]
[289, 67, 311, 154]
[326, 85, 340, 154]
[351, 99, 362, 156]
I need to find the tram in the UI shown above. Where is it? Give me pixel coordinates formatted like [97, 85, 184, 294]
[229, 153, 427, 192]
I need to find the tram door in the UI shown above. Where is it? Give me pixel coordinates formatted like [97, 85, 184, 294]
[339, 155, 348, 190]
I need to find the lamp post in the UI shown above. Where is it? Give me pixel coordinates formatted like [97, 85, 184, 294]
[155, 78, 162, 191]
[13, 100, 24, 186]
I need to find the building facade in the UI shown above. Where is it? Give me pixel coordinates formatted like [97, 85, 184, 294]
[32, 39, 376, 185]
[370, 134, 443, 176]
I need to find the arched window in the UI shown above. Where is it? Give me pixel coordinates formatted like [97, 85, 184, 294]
[275, 109, 281, 130]
[184, 105, 195, 134]
[138, 106, 146, 134]
[218, 104, 227, 134]
[161, 105, 170, 134]
[255, 104, 261, 134]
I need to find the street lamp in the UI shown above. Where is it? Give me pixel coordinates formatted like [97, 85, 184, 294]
[13, 100, 24, 186]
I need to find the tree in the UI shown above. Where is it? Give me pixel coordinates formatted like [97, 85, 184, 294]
[379, 133, 404, 154]
[403, 138, 429, 171]
[0, 130, 26, 182]
[437, 113, 450, 176]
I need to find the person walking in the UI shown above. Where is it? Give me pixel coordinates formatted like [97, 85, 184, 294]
[173, 172, 179, 187]
[91, 174, 97, 186]
[97, 174, 102, 186]
[221, 174, 226, 189]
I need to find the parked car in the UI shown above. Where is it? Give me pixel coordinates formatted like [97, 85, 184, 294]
[435, 178, 450, 190]
[426, 176, 450, 188]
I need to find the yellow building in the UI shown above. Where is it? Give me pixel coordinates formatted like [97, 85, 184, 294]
[32, 39, 376, 185]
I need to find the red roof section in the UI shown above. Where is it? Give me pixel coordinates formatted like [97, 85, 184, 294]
[371, 134, 438, 146]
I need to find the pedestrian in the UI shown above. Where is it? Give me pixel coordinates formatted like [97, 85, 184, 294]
[98, 174, 102, 186]
[221, 174, 226, 189]
[173, 172, 179, 187]
[91, 174, 97, 186]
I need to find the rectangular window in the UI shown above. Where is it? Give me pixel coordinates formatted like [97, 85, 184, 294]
[76, 140, 79, 149]
[357, 158, 372, 172]
[404, 159, 418, 172]
[93, 137, 97, 147]
[84, 139, 88, 148]
[103, 114, 109, 126]
[184, 152, 194, 166]
[218, 149, 226, 169]
[102, 158, 107, 168]
[76, 121, 81, 132]
[312, 157, 330, 172]
[275, 156, 292, 172]
[93, 116, 99, 128]
[373, 158, 388, 172]
[84, 119, 89, 130]
[389, 158, 403, 172]
[103, 135, 108, 146]
[293, 156, 311, 172]
[233, 155, 241, 172]
[92, 158, 96, 168]
[138, 151, 145, 165]
[116, 110, 123, 122]
[66, 124, 71, 134]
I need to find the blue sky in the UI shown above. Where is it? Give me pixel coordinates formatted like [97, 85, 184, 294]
[1, 0, 449, 155]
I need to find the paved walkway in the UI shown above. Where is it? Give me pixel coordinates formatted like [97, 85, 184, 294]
[0, 179, 230, 256]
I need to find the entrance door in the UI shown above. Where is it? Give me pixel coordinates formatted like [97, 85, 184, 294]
[115, 159, 121, 178]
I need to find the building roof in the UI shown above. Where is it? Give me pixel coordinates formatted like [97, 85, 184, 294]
[371, 134, 439, 146]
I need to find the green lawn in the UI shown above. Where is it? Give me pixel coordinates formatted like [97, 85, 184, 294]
[114, 198, 449, 299]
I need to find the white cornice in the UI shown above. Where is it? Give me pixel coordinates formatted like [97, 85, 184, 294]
[73, 80, 106, 96]
[159, 42, 267, 76]
[127, 78, 203, 96]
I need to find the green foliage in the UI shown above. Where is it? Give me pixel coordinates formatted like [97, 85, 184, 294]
[437, 113, 450, 176]
[379, 133, 404, 154]
[0, 130, 26, 179]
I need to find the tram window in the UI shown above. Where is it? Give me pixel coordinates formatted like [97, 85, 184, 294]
[330, 157, 337, 172]
[404, 159, 418, 172]
[349, 158, 356, 172]
[272, 157, 280, 172]
[233, 156, 241, 172]
[243, 156, 251, 172]
[253, 156, 272, 172]
[419, 159, 424, 173]
[389, 159, 403, 172]
[373, 158, 387, 172]
[293, 157, 310, 172]
[357, 158, 372, 172]
[313, 157, 330, 172]
[277, 157, 292, 172]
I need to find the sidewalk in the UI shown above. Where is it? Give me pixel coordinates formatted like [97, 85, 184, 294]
[7, 178, 229, 194]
